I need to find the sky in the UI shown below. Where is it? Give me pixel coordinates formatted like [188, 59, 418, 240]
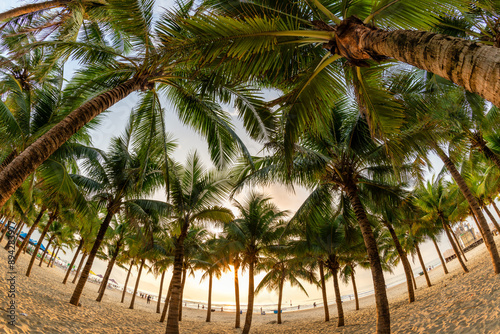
[2, 0, 499, 309]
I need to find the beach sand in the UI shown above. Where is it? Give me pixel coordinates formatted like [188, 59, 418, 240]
[1, 241, 500, 333]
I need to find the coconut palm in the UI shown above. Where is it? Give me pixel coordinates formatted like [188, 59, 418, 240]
[164, 152, 233, 334]
[225, 192, 287, 334]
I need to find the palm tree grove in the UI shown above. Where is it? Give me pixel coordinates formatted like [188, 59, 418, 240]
[1, 1, 500, 333]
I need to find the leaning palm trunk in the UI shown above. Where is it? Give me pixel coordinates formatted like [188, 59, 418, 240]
[385, 222, 415, 303]
[351, 272, 359, 311]
[97, 244, 121, 302]
[345, 183, 390, 334]
[206, 272, 213, 322]
[15, 209, 46, 262]
[165, 226, 188, 334]
[0, 0, 69, 22]
[334, 17, 500, 106]
[160, 278, 174, 322]
[234, 261, 241, 328]
[0, 78, 144, 208]
[277, 271, 284, 324]
[160, 277, 174, 323]
[491, 202, 500, 222]
[435, 146, 500, 274]
[242, 260, 255, 334]
[468, 133, 500, 170]
[70, 209, 116, 306]
[331, 266, 344, 327]
[442, 221, 469, 273]
[157, 271, 166, 314]
[49, 246, 60, 267]
[450, 227, 467, 262]
[431, 238, 448, 275]
[121, 262, 133, 303]
[178, 266, 187, 321]
[39, 235, 55, 266]
[319, 261, 329, 322]
[129, 258, 145, 309]
[484, 207, 500, 234]
[72, 252, 87, 283]
[0, 216, 11, 243]
[415, 243, 431, 287]
[26, 212, 56, 277]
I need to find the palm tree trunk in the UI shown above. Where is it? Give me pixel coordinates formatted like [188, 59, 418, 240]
[385, 221, 415, 303]
[411, 269, 417, 290]
[345, 183, 390, 334]
[44, 240, 57, 267]
[242, 260, 255, 334]
[0, 77, 144, 208]
[70, 208, 116, 306]
[319, 261, 329, 322]
[435, 146, 500, 274]
[431, 238, 448, 274]
[63, 239, 83, 284]
[277, 270, 284, 324]
[443, 221, 469, 273]
[15, 208, 46, 262]
[72, 253, 87, 284]
[469, 133, 500, 169]
[331, 267, 344, 327]
[39, 235, 55, 266]
[471, 211, 487, 240]
[178, 266, 187, 321]
[415, 243, 432, 287]
[157, 270, 166, 314]
[450, 226, 467, 261]
[26, 212, 56, 277]
[351, 272, 359, 311]
[129, 258, 145, 309]
[160, 277, 174, 323]
[234, 260, 241, 328]
[206, 272, 213, 322]
[491, 202, 500, 221]
[97, 244, 121, 302]
[0, 0, 70, 21]
[49, 246, 60, 267]
[0, 216, 11, 243]
[121, 261, 133, 303]
[335, 17, 500, 106]
[165, 224, 188, 334]
[484, 207, 500, 233]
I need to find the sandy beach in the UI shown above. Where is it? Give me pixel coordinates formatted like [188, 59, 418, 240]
[1, 241, 500, 333]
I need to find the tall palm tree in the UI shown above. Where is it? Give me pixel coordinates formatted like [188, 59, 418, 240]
[164, 152, 233, 334]
[226, 192, 287, 334]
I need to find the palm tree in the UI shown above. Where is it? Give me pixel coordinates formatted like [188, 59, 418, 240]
[225, 192, 287, 334]
[0, 0, 274, 208]
[164, 152, 233, 334]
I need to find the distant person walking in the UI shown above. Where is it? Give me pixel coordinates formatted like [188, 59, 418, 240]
[147, 295, 151, 304]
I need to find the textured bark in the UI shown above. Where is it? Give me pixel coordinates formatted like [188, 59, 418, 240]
[415, 243, 432, 287]
[242, 260, 255, 334]
[277, 270, 284, 324]
[319, 261, 329, 322]
[0, 78, 143, 208]
[70, 208, 115, 306]
[160, 278, 174, 323]
[385, 222, 415, 303]
[39, 235, 55, 266]
[15, 208, 46, 262]
[96, 243, 121, 302]
[121, 262, 133, 303]
[129, 258, 145, 309]
[234, 260, 241, 328]
[345, 183, 390, 334]
[443, 221, 469, 273]
[351, 272, 359, 311]
[333, 17, 500, 107]
[436, 146, 500, 274]
[206, 272, 213, 322]
[165, 224, 188, 334]
[72, 252, 87, 284]
[178, 266, 187, 321]
[63, 239, 83, 284]
[331, 266, 344, 327]
[26, 212, 56, 277]
[431, 238, 449, 275]
[0, 0, 70, 21]
[484, 207, 500, 234]
[157, 271, 166, 314]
